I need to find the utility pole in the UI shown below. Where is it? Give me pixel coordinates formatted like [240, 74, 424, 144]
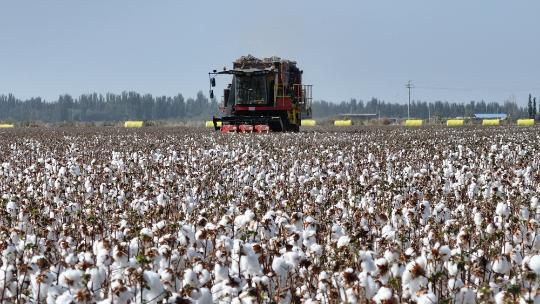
[405, 80, 414, 119]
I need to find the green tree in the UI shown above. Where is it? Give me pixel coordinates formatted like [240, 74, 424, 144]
[534, 97, 537, 120]
[528, 94, 533, 118]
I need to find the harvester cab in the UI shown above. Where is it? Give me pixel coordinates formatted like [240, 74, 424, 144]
[209, 55, 312, 132]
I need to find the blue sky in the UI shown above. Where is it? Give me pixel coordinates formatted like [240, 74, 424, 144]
[1, 1, 539, 105]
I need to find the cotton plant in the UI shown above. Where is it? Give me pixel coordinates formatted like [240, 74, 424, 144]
[2, 127, 540, 302]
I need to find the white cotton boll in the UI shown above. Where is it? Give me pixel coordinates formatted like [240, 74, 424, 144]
[495, 202, 510, 218]
[58, 166, 67, 176]
[420, 200, 431, 221]
[375, 257, 388, 266]
[337, 236, 350, 248]
[446, 262, 459, 276]
[56, 291, 75, 304]
[384, 249, 399, 263]
[87, 267, 106, 291]
[196, 288, 213, 304]
[360, 255, 376, 274]
[211, 281, 230, 302]
[344, 287, 358, 304]
[372, 286, 393, 303]
[156, 192, 168, 206]
[140, 227, 153, 238]
[522, 255, 532, 270]
[358, 271, 378, 298]
[96, 252, 111, 267]
[520, 293, 540, 304]
[30, 272, 52, 301]
[232, 239, 242, 255]
[381, 224, 396, 239]
[473, 212, 483, 226]
[456, 287, 476, 304]
[531, 234, 540, 251]
[6, 201, 17, 215]
[511, 249, 523, 265]
[47, 282, 63, 303]
[391, 262, 403, 277]
[528, 255, 540, 275]
[78, 251, 94, 266]
[240, 248, 262, 276]
[492, 256, 510, 275]
[256, 275, 269, 287]
[272, 256, 290, 279]
[405, 247, 415, 257]
[165, 291, 184, 304]
[183, 269, 199, 288]
[331, 224, 345, 239]
[416, 291, 437, 304]
[520, 207, 530, 221]
[448, 277, 464, 291]
[486, 223, 496, 234]
[374, 258, 388, 276]
[143, 270, 165, 303]
[439, 245, 451, 261]
[159, 268, 174, 283]
[502, 242, 513, 255]
[153, 220, 166, 232]
[234, 209, 255, 229]
[309, 243, 323, 256]
[532, 197, 539, 209]
[402, 258, 428, 294]
[360, 259, 377, 272]
[65, 253, 78, 266]
[302, 229, 316, 247]
[495, 291, 508, 304]
[110, 280, 133, 304]
[59, 269, 82, 287]
[513, 230, 524, 244]
[179, 225, 195, 246]
[214, 264, 229, 282]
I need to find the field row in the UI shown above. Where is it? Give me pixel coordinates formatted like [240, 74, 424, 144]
[1, 127, 540, 303]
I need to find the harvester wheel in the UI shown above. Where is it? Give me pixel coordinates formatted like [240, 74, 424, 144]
[239, 124, 254, 133]
[220, 125, 237, 133]
[254, 125, 270, 133]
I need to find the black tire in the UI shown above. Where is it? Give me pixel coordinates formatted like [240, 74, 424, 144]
[269, 121, 284, 132]
[289, 124, 300, 132]
[283, 120, 299, 132]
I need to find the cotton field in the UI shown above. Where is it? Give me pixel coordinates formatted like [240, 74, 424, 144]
[2, 126, 540, 304]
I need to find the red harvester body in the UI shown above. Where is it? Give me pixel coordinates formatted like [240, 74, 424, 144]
[209, 55, 312, 132]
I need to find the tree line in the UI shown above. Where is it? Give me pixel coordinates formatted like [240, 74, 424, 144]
[313, 98, 527, 119]
[0, 91, 531, 122]
[0, 91, 219, 122]
[528, 94, 538, 119]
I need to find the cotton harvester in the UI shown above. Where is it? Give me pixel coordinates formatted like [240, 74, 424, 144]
[209, 55, 312, 132]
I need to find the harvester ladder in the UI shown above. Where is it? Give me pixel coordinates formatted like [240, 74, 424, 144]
[294, 84, 312, 117]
